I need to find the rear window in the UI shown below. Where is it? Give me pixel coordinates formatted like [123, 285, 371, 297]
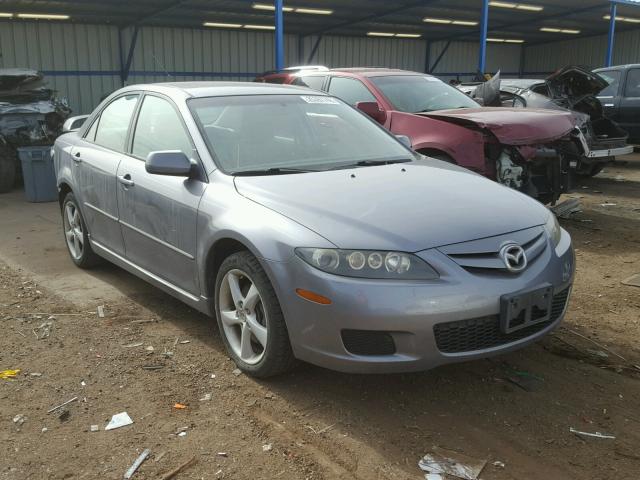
[292, 75, 326, 91]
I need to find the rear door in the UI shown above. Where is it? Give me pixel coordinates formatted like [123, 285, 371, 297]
[116, 93, 205, 295]
[73, 93, 140, 256]
[595, 69, 623, 120]
[618, 68, 640, 141]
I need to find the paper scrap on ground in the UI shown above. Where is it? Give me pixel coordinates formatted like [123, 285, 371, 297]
[419, 446, 487, 480]
[105, 412, 133, 431]
[0, 369, 20, 379]
[622, 273, 640, 288]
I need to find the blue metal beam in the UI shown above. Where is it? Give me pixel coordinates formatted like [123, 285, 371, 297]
[307, 35, 323, 64]
[306, 0, 439, 37]
[275, 0, 284, 70]
[478, 0, 489, 75]
[606, 1, 617, 67]
[429, 40, 451, 73]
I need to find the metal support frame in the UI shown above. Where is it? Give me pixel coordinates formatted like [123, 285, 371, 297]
[478, 0, 489, 75]
[119, 25, 139, 86]
[298, 35, 305, 64]
[518, 45, 526, 78]
[429, 40, 451, 73]
[424, 40, 431, 73]
[307, 35, 323, 64]
[275, 0, 284, 70]
[606, 2, 617, 67]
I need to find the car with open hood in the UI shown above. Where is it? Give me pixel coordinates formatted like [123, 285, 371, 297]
[53, 82, 574, 377]
[460, 67, 633, 177]
[258, 67, 580, 205]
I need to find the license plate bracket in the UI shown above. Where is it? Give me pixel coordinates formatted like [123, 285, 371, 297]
[500, 284, 553, 334]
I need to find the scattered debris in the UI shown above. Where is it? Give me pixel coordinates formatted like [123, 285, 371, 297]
[217, 452, 228, 458]
[0, 368, 20, 379]
[199, 393, 212, 402]
[90, 424, 99, 432]
[418, 447, 487, 480]
[41, 427, 48, 433]
[265, 391, 275, 399]
[33, 321, 53, 339]
[232, 368, 242, 376]
[622, 273, 640, 288]
[155, 451, 167, 463]
[179, 340, 190, 344]
[570, 427, 616, 440]
[58, 409, 71, 422]
[145, 346, 155, 352]
[564, 328, 640, 371]
[159, 456, 197, 480]
[263, 443, 273, 452]
[425, 475, 443, 480]
[599, 203, 617, 207]
[493, 461, 505, 468]
[105, 412, 133, 431]
[551, 198, 582, 219]
[178, 431, 187, 437]
[173, 403, 187, 410]
[505, 370, 544, 392]
[130, 319, 158, 324]
[123, 342, 144, 348]
[97, 305, 105, 318]
[124, 448, 150, 479]
[47, 396, 78, 414]
[142, 365, 164, 371]
[13, 414, 25, 426]
[305, 423, 336, 435]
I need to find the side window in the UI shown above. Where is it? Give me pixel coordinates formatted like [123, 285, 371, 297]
[292, 75, 326, 91]
[93, 94, 139, 152]
[598, 70, 622, 97]
[530, 83, 550, 97]
[327, 77, 377, 106]
[84, 117, 99, 142]
[132, 95, 193, 160]
[624, 69, 640, 98]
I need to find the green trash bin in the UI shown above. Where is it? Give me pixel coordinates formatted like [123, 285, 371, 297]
[18, 146, 57, 202]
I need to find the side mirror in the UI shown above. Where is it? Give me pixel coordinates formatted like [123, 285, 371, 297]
[145, 151, 192, 177]
[395, 135, 412, 149]
[356, 101, 386, 123]
[62, 115, 89, 133]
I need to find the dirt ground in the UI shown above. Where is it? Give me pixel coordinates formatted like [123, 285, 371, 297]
[1, 155, 640, 480]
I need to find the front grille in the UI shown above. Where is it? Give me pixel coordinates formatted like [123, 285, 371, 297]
[342, 329, 396, 356]
[433, 287, 570, 354]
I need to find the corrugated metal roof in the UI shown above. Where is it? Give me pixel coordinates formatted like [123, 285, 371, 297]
[0, 0, 638, 43]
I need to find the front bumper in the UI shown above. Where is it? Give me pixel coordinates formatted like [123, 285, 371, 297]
[266, 229, 575, 373]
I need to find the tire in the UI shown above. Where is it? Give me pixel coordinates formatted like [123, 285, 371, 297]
[575, 162, 605, 178]
[214, 251, 297, 378]
[61, 192, 102, 268]
[0, 150, 17, 193]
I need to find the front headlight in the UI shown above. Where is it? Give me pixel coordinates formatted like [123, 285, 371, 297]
[544, 213, 562, 247]
[295, 248, 439, 280]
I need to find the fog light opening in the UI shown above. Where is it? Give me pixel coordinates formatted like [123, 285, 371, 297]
[295, 288, 332, 305]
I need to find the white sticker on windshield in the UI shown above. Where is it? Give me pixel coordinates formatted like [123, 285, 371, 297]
[300, 95, 340, 104]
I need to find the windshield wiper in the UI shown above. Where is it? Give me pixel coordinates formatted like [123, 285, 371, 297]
[328, 158, 411, 170]
[231, 167, 317, 176]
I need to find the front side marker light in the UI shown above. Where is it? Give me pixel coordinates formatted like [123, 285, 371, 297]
[296, 288, 332, 305]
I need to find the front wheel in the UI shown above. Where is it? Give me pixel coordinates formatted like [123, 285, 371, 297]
[62, 192, 102, 268]
[214, 251, 297, 377]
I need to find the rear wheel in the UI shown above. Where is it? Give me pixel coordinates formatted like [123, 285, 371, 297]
[62, 192, 102, 268]
[214, 251, 297, 377]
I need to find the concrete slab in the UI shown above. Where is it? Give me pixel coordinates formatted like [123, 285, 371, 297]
[0, 189, 157, 307]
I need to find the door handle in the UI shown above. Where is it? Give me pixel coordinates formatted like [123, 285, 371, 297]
[73, 151, 82, 163]
[117, 174, 135, 187]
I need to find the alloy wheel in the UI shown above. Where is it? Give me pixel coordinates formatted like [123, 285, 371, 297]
[63, 202, 84, 260]
[218, 269, 268, 365]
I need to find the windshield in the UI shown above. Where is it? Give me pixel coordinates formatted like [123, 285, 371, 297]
[370, 75, 479, 113]
[189, 94, 413, 174]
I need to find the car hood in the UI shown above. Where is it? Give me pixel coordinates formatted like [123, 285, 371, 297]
[546, 66, 608, 97]
[234, 160, 549, 252]
[417, 107, 576, 145]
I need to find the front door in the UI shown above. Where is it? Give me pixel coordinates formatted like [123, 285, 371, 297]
[74, 93, 140, 256]
[618, 68, 640, 141]
[116, 93, 205, 295]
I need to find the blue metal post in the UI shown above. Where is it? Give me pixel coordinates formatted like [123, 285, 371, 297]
[606, 1, 617, 67]
[478, 0, 489, 75]
[275, 0, 284, 70]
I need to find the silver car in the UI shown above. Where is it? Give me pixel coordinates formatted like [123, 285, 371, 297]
[54, 82, 575, 377]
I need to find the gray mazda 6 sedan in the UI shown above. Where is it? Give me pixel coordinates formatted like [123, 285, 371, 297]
[53, 82, 575, 377]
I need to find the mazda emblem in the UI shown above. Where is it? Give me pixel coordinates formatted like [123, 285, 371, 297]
[500, 244, 527, 273]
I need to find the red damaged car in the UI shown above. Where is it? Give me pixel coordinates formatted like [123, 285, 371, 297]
[256, 67, 579, 204]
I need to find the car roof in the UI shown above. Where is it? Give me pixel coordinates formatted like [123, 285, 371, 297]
[118, 81, 320, 98]
[594, 64, 640, 71]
